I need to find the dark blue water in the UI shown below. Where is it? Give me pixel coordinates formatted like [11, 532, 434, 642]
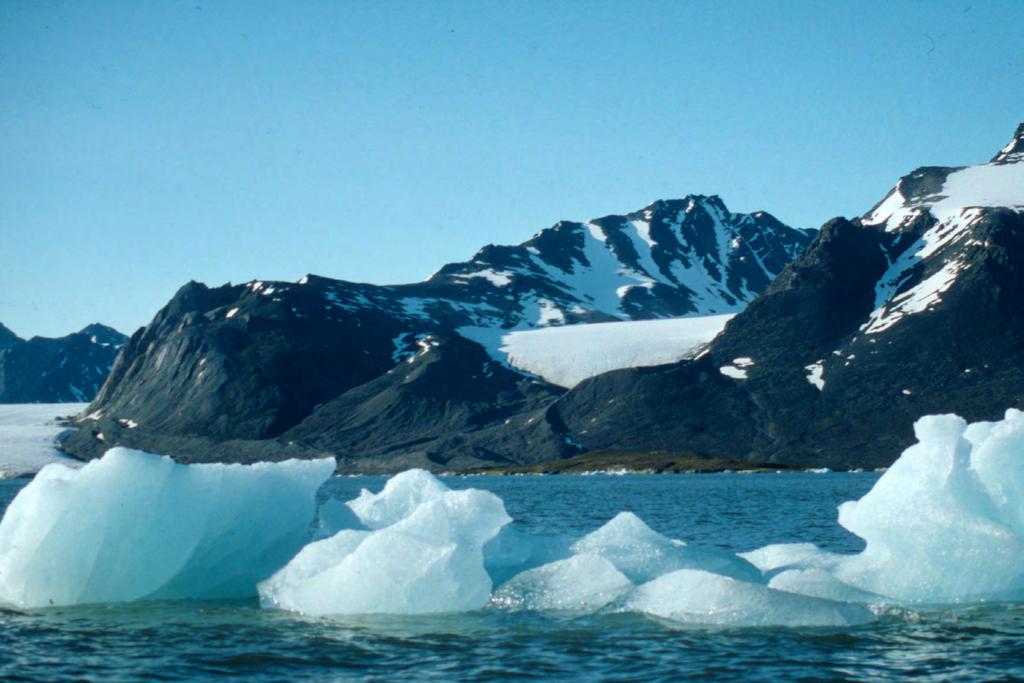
[4, 472, 1024, 681]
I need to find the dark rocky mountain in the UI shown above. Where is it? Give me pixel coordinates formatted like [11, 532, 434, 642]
[62, 196, 813, 469]
[552, 123, 1024, 469]
[0, 323, 128, 403]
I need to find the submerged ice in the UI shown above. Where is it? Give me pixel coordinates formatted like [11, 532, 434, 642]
[0, 448, 335, 609]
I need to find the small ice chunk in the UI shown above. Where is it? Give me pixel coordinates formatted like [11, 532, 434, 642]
[491, 554, 633, 612]
[571, 512, 762, 584]
[624, 569, 874, 627]
[719, 365, 748, 380]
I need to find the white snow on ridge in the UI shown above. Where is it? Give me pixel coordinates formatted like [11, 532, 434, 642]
[719, 365, 747, 380]
[859, 152, 1024, 335]
[932, 162, 1024, 220]
[0, 404, 86, 478]
[460, 314, 733, 388]
[452, 269, 515, 287]
[862, 259, 967, 334]
[864, 160, 1024, 232]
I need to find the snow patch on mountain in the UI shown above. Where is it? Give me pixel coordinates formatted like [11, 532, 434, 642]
[805, 361, 825, 391]
[860, 137, 1024, 335]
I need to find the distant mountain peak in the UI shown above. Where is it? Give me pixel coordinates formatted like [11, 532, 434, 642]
[77, 323, 128, 346]
[0, 322, 127, 403]
[992, 122, 1024, 164]
[0, 322, 20, 351]
[863, 123, 1024, 234]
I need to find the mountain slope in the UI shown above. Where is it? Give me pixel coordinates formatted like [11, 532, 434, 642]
[62, 196, 812, 466]
[0, 324, 128, 403]
[553, 123, 1024, 468]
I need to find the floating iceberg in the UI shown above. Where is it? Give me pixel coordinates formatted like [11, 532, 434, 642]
[8, 407, 1024, 624]
[260, 470, 511, 615]
[0, 448, 334, 609]
[835, 411, 1024, 603]
[622, 569, 874, 627]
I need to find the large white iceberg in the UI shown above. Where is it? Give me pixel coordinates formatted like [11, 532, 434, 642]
[0, 447, 335, 609]
[346, 468, 450, 529]
[835, 411, 1024, 603]
[259, 469, 511, 615]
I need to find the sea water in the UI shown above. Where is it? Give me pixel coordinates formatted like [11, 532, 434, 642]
[5, 472, 1024, 680]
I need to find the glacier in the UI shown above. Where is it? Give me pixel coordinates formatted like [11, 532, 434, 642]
[0, 448, 334, 608]
[459, 314, 733, 389]
[0, 403, 87, 478]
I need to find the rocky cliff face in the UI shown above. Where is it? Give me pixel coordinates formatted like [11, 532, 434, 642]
[0, 323, 127, 403]
[62, 196, 812, 467]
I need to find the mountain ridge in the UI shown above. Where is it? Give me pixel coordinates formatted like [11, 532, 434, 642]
[551, 123, 1024, 468]
[61, 194, 813, 468]
[0, 323, 127, 404]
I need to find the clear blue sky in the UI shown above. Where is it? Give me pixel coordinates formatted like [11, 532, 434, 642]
[2, 0, 1022, 338]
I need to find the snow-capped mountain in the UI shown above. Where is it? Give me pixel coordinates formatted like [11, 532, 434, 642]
[553, 123, 1024, 468]
[423, 196, 811, 327]
[0, 323, 127, 403]
[62, 196, 812, 469]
